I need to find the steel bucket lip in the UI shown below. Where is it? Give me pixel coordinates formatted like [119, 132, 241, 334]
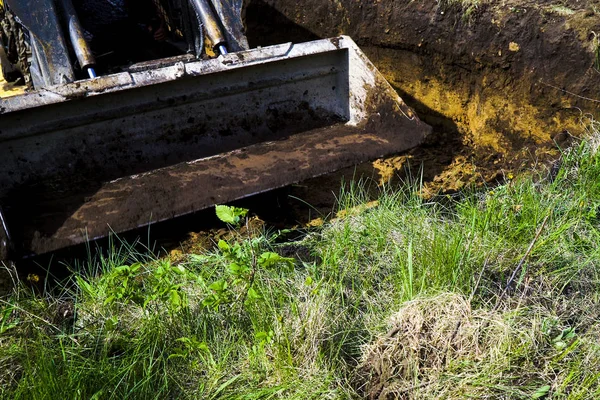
[1, 36, 353, 114]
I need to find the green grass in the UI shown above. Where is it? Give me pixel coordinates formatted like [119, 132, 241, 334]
[2, 122, 600, 399]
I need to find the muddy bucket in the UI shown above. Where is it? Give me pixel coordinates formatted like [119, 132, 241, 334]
[0, 36, 431, 261]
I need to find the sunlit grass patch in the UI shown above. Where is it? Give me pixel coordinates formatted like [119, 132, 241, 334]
[1, 122, 600, 398]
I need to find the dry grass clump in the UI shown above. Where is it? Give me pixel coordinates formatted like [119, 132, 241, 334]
[357, 293, 481, 399]
[356, 293, 600, 400]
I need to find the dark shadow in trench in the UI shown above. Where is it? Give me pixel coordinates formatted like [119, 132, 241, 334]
[245, 0, 321, 48]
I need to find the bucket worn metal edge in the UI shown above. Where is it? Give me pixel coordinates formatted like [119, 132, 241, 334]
[27, 121, 430, 256]
[0, 36, 360, 113]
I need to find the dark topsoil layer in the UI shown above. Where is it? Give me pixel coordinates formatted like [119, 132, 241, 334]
[246, 0, 600, 114]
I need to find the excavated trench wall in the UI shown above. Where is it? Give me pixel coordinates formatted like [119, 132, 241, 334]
[245, 0, 600, 189]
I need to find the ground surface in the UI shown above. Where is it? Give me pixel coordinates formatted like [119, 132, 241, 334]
[3, 129, 600, 399]
[0, 70, 22, 97]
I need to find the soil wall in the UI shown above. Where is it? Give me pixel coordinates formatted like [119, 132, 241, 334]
[245, 0, 600, 191]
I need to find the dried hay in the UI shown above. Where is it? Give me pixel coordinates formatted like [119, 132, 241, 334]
[356, 293, 503, 399]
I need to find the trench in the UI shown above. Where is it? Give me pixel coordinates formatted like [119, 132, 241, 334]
[9, 0, 600, 283]
[238, 0, 600, 216]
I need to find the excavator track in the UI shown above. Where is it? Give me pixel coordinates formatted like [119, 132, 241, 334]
[0, 3, 30, 86]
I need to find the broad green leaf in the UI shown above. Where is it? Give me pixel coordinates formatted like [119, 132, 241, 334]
[174, 265, 186, 275]
[197, 341, 209, 352]
[0, 305, 17, 334]
[202, 296, 216, 307]
[258, 252, 295, 268]
[215, 205, 248, 224]
[255, 331, 269, 341]
[209, 280, 227, 292]
[216, 205, 236, 224]
[218, 239, 231, 252]
[169, 290, 181, 308]
[114, 265, 130, 274]
[232, 207, 248, 218]
[258, 252, 282, 268]
[106, 316, 118, 330]
[215, 205, 237, 224]
[104, 295, 116, 305]
[129, 262, 142, 273]
[228, 262, 248, 275]
[247, 286, 261, 300]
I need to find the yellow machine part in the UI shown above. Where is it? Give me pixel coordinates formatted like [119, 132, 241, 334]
[0, 71, 25, 97]
[0, 0, 25, 98]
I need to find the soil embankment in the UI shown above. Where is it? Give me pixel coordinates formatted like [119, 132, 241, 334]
[246, 0, 600, 197]
[165, 0, 600, 256]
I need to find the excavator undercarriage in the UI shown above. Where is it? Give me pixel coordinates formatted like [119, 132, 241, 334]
[0, 0, 431, 263]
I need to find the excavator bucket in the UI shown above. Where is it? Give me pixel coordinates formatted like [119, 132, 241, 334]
[0, 36, 431, 261]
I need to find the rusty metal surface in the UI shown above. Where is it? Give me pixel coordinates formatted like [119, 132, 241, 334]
[0, 36, 430, 259]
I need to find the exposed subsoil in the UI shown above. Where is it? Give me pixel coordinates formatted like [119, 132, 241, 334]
[167, 0, 600, 265]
